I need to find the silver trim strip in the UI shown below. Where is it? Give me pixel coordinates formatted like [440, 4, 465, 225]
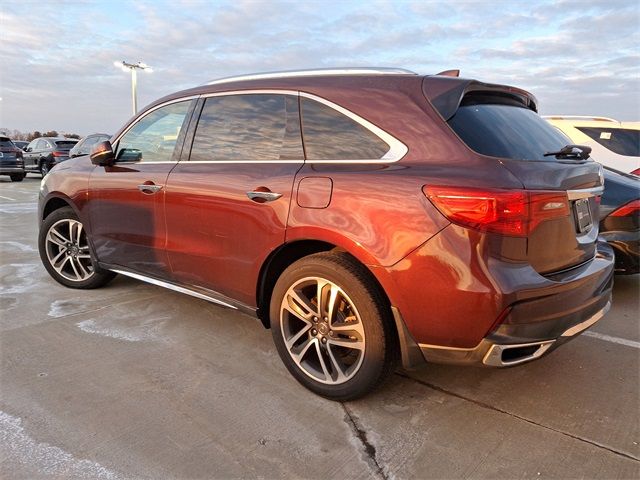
[205, 67, 417, 85]
[483, 340, 555, 367]
[110, 269, 238, 310]
[561, 302, 610, 337]
[567, 186, 604, 200]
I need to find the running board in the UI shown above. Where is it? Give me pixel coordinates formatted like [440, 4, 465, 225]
[107, 267, 256, 315]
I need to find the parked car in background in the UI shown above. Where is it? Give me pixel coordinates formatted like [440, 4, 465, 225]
[600, 167, 640, 274]
[38, 68, 613, 400]
[0, 136, 26, 182]
[544, 116, 640, 175]
[23, 137, 78, 176]
[12, 140, 29, 150]
[69, 133, 111, 158]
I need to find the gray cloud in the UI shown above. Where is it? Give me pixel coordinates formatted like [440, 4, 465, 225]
[1, 0, 638, 136]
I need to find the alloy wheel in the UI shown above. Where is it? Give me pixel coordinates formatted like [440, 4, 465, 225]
[280, 277, 366, 385]
[45, 218, 95, 282]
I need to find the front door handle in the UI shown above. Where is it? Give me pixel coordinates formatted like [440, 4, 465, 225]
[247, 191, 282, 202]
[138, 184, 163, 194]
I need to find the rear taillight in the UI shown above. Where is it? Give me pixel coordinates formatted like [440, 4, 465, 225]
[610, 199, 640, 217]
[631, 168, 640, 177]
[52, 150, 67, 157]
[424, 186, 570, 237]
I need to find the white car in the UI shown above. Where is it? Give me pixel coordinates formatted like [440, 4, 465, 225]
[544, 116, 639, 175]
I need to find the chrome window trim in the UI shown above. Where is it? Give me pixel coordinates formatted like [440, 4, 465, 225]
[205, 67, 417, 86]
[197, 89, 408, 163]
[567, 186, 604, 200]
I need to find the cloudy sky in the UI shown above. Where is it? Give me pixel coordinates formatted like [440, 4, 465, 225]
[1, 0, 638, 135]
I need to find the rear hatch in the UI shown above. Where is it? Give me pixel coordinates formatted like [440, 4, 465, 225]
[53, 140, 78, 160]
[0, 137, 20, 164]
[425, 78, 603, 274]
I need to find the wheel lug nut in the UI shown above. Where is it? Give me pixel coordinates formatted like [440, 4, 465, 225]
[329, 331, 334, 337]
[311, 329, 317, 336]
[321, 337, 327, 344]
[323, 317, 328, 321]
[313, 317, 318, 322]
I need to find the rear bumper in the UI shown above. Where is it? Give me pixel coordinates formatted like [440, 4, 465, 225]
[418, 301, 610, 367]
[0, 167, 25, 174]
[392, 239, 615, 368]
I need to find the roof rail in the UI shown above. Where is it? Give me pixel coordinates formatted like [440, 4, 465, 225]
[205, 67, 417, 86]
[543, 115, 619, 123]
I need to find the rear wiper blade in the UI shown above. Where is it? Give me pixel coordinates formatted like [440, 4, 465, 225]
[544, 144, 592, 160]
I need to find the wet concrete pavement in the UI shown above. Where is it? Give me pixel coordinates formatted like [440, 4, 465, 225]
[1, 176, 638, 479]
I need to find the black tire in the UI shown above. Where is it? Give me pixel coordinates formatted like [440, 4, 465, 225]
[9, 173, 25, 182]
[39, 206, 116, 289]
[270, 252, 398, 401]
[39, 160, 49, 177]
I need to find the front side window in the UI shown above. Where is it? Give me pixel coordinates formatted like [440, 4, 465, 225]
[577, 127, 640, 157]
[301, 98, 390, 160]
[190, 94, 303, 162]
[116, 100, 192, 163]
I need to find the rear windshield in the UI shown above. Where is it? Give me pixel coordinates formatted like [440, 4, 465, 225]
[0, 138, 15, 148]
[448, 103, 571, 161]
[55, 141, 78, 149]
[577, 127, 640, 157]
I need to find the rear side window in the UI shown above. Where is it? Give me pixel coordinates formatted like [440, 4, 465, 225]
[190, 94, 303, 162]
[301, 98, 389, 160]
[0, 138, 14, 148]
[577, 127, 640, 157]
[448, 101, 571, 161]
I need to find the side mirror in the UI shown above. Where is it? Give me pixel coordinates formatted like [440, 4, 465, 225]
[90, 141, 115, 166]
[25, 147, 31, 152]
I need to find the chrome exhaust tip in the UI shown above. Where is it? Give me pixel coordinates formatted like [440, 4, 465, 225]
[483, 340, 555, 367]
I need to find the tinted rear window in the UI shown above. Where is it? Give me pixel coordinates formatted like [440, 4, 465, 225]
[0, 139, 15, 148]
[55, 141, 78, 149]
[577, 127, 640, 157]
[448, 103, 571, 161]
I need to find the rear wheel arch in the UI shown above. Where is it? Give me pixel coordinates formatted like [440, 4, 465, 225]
[256, 239, 396, 334]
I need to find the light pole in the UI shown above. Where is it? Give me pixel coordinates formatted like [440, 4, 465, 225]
[113, 60, 153, 115]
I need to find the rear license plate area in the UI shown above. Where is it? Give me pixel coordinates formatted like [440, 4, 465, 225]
[573, 198, 592, 233]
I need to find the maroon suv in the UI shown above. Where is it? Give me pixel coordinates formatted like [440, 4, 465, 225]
[38, 68, 613, 400]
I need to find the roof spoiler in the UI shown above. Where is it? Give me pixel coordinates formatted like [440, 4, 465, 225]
[435, 69, 460, 77]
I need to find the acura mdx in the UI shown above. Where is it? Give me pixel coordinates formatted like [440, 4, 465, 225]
[38, 68, 614, 400]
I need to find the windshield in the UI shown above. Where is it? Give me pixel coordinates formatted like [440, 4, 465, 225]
[577, 127, 640, 157]
[448, 103, 572, 161]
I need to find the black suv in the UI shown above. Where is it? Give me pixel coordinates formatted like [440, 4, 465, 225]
[0, 136, 25, 182]
[23, 137, 78, 176]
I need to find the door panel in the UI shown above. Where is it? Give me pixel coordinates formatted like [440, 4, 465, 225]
[88, 164, 176, 276]
[165, 93, 304, 305]
[165, 163, 301, 305]
[87, 99, 195, 278]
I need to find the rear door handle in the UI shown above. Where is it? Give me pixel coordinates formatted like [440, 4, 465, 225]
[138, 184, 163, 194]
[246, 191, 282, 202]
